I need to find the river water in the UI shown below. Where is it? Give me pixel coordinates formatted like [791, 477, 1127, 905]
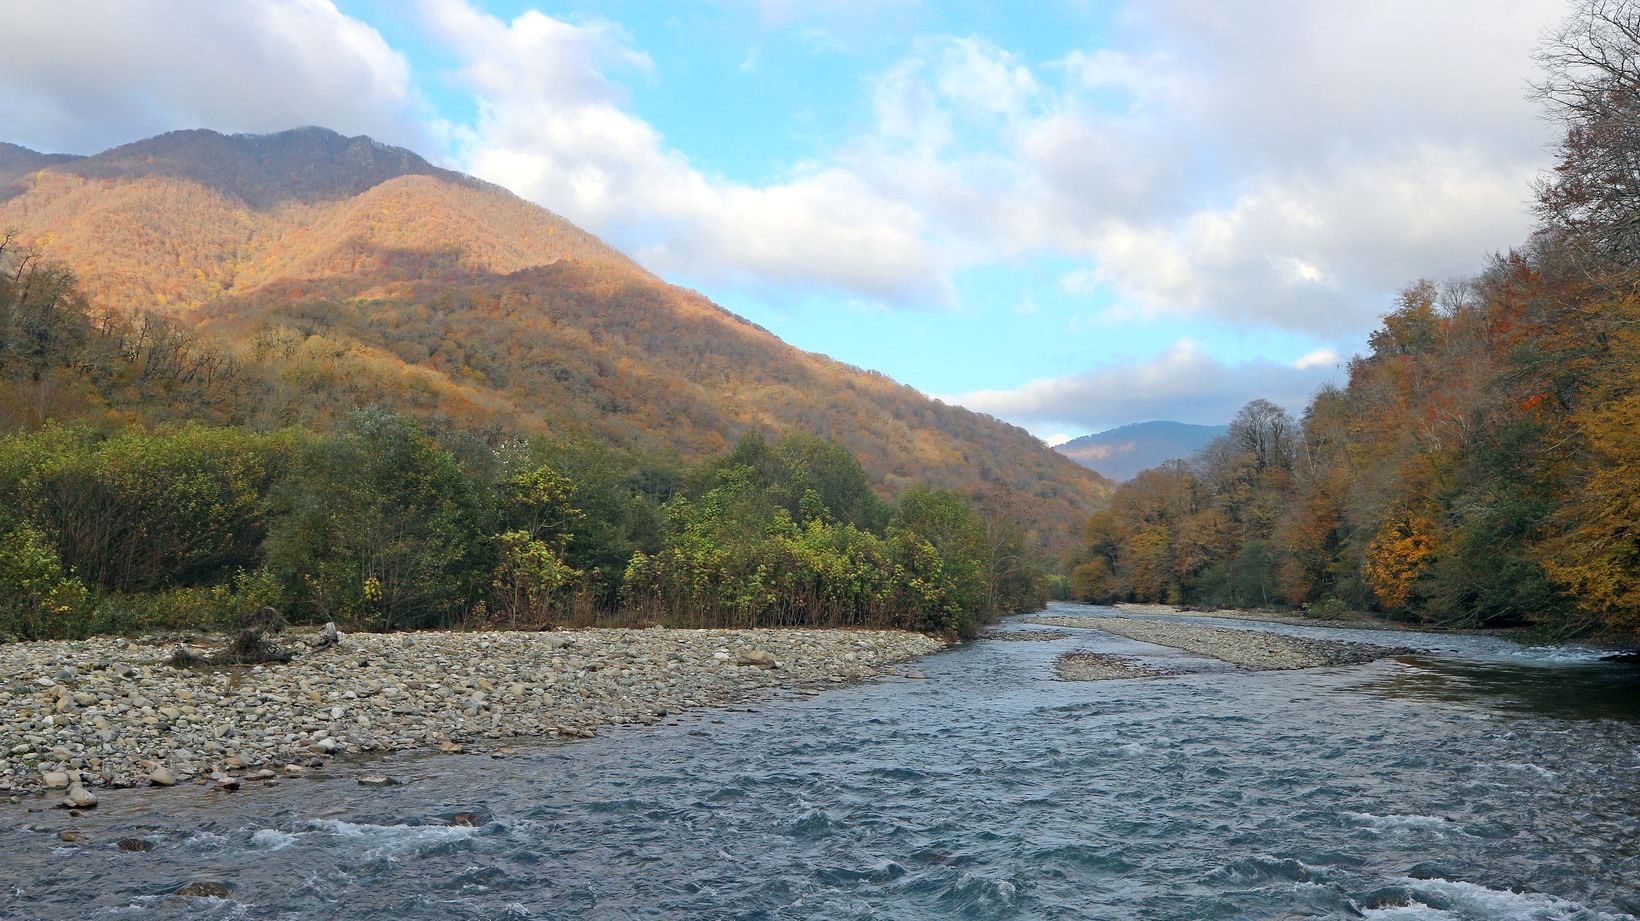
[3, 603, 1638, 920]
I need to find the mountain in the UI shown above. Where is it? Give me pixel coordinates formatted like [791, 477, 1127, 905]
[0, 142, 81, 193]
[0, 127, 1110, 550]
[1055, 421, 1229, 481]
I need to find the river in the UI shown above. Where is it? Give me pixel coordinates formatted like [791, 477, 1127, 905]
[3, 603, 1637, 919]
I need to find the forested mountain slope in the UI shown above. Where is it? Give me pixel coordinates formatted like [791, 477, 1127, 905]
[0, 127, 1107, 550]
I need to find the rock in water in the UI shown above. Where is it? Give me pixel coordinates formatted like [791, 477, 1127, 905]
[175, 881, 232, 898]
[736, 649, 778, 669]
[358, 775, 401, 787]
[449, 810, 488, 827]
[62, 784, 97, 809]
[148, 766, 176, 787]
[41, 771, 70, 790]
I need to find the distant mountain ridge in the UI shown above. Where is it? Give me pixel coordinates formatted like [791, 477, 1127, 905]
[48, 127, 468, 207]
[0, 126, 1110, 551]
[1056, 421, 1228, 481]
[0, 141, 82, 191]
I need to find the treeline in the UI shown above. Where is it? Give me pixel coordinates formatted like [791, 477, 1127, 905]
[0, 420, 1042, 641]
[1068, 0, 1640, 640]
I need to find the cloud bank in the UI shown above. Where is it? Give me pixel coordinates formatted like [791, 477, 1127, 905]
[951, 340, 1344, 432]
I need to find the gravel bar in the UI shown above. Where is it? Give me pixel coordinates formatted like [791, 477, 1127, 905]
[1023, 615, 1407, 670]
[981, 630, 1072, 642]
[0, 627, 942, 800]
[1054, 651, 1172, 681]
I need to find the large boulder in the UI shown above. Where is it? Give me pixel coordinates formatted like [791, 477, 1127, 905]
[62, 783, 97, 809]
[736, 649, 778, 669]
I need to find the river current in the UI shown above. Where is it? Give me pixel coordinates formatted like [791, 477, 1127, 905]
[3, 603, 1637, 920]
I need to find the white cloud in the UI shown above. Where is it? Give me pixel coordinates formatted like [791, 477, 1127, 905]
[837, 0, 1565, 333]
[949, 339, 1342, 432]
[0, 0, 423, 154]
[427, 0, 951, 306]
[1294, 347, 1339, 370]
[1071, 146, 1538, 333]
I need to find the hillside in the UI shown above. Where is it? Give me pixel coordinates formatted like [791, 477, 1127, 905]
[0, 127, 1108, 550]
[1057, 421, 1229, 482]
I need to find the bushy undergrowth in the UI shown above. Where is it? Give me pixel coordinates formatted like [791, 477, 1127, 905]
[0, 419, 1045, 641]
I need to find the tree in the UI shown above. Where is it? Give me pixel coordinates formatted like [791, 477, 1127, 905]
[1533, 0, 1640, 265]
[264, 410, 488, 629]
[1229, 399, 1299, 473]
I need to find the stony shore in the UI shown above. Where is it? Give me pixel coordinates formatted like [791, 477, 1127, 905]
[0, 627, 943, 802]
[1023, 614, 1407, 670]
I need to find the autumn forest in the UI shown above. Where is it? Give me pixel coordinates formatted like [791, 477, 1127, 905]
[1066, 4, 1640, 642]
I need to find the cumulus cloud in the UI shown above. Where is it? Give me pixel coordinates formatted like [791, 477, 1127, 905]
[0, 0, 423, 154]
[427, 0, 951, 306]
[844, 0, 1565, 332]
[1074, 147, 1538, 333]
[948, 340, 1342, 432]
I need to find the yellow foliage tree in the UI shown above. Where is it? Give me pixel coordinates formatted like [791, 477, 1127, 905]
[1364, 510, 1438, 612]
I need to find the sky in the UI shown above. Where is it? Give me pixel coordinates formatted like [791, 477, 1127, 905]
[0, 0, 1572, 442]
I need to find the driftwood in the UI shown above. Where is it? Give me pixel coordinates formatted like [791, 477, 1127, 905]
[168, 607, 296, 667]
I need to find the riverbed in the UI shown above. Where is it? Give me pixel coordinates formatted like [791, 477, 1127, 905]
[3, 602, 1637, 919]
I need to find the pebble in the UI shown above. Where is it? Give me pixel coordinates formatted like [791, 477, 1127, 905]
[0, 627, 941, 797]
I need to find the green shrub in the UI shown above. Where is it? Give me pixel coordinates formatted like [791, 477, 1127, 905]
[0, 424, 298, 593]
[1306, 597, 1348, 620]
[0, 523, 91, 640]
[264, 410, 489, 630]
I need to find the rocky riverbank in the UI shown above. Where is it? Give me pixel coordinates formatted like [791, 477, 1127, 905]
[1023, 614, 1407, 670]
[0, 627, 943, 802]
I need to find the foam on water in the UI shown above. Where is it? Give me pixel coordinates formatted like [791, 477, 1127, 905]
[249, 828, 298, 851]
[1343, 811, 1460, 834]
[1496, 646, 1614, 665]
[1500, 762, 1558, 780]
[303, 819, 481, 855]
[1393, 877, 1637, 921]
[1362, 903, 1459, 920]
